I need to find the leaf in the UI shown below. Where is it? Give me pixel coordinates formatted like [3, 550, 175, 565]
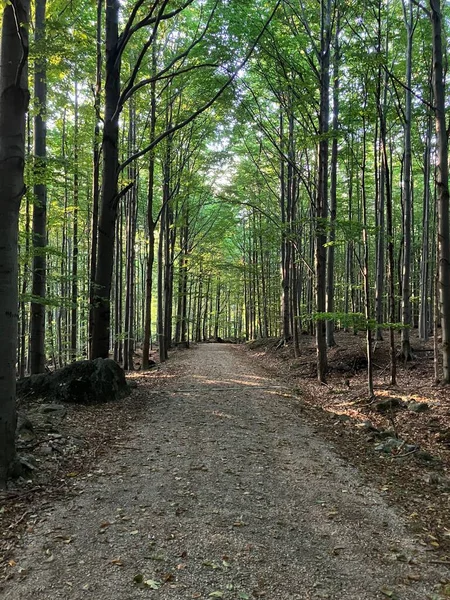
[238, 594, 250, 600]
[209, 592, 224, 597]
[144, 579, 161, 589]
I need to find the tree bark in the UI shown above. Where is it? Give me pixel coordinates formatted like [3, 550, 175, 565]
[316, 0, 331, 382]
[400, 0, 414, 361]
[30, 0, 47, 374]
[71, 79, 79, 360]
[326, 15, 339, 348]
[430, 0, 450, 383]
[92, 0, 120, 359]
[0, 0, 30, 485]
[89, 0, 103, 359]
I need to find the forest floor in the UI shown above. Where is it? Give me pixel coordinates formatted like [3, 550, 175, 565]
[0, 340, 449, 599]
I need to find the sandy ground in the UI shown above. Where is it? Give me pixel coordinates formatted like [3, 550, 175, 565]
[2, 343, 447, 599]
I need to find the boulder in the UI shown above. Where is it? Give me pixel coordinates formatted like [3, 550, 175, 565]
[374, 397, 405, 412]
[17, 358, 130, 404]
[407, 401, 429, 413]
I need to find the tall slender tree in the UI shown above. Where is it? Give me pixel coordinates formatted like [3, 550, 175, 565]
[30, 0, 47, 374]
[0, 0, 30, 485]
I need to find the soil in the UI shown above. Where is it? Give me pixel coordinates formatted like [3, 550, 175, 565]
[1, 341, 449, 599]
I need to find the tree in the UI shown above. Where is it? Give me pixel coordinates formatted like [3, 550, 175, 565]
[430, 0, 450, 383]
[30, 0, 47, 374]
[0, 0, 30, 485]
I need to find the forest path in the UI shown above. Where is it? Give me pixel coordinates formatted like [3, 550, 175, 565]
[3, 343, 447, 599]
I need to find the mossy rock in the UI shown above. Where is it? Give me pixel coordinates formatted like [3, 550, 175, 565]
[17, 358, 131, 404]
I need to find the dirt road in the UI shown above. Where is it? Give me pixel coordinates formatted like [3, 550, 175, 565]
[3, 344, 447, 599]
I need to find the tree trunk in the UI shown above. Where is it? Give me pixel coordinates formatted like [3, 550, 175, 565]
[381, 109, 397, 385]
[419, 109, 432, 341]
[316, 0, 331, 381]
[326, 14, 340, 348]
[430, 0, 450, 383]
[400, 0, 414, 361]
[142, 40, 157, 369]
[30, 0, 47, 374]
[89, 0, 102, 359]
[0, 0, 30, 485]
[71, 79, 79, 360]
[92, 0, 120, 359]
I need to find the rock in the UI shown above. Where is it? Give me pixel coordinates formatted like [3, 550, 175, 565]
[39, 404, 67, 418]
[374, 429, 397, 440]
[375, 397, 405, 412]
[436, 430, 450, 443]
[16, 412, 34, 434]
[16, 412, 36, 442]
[356, 420, 378, 432]
[407, 401, 429, 413]
[336, 414, 351, 422]
[374, 437, 403, 453]
[416, 450, 437, 463]
[18, 455, 38, 472]
[16, 358, 130, 404]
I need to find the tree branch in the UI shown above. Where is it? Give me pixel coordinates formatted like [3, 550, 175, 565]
[119, 0, 282, 173]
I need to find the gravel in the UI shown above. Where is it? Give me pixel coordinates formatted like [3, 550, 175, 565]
[2, 343, 447, 599]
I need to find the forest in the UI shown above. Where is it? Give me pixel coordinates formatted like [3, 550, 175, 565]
[1, 0, 450, 487]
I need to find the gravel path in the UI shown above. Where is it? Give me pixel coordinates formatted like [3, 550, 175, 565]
[3, 344, 447, 599]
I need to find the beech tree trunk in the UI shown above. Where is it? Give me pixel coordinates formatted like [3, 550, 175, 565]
[316, 0, 331, 381]
[400, 0, 414, 361]
[326, 16, 339, 348]
[0, 0, 30, 485]
[30, 0, 47, 374]
[92, 0, 120, 359]
[419, 110, 432, 340]
[89, 0, 102, 359]
[71, 79, 79, 360]
[430, 0, 450, 383]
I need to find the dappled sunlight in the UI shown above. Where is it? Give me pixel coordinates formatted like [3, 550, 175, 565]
[191, 374, 273, 388]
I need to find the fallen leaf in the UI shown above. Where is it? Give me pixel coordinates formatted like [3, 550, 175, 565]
[209, 592, 224, 598]
[380, 588, 399, 599]
[144, 579, 161, 589]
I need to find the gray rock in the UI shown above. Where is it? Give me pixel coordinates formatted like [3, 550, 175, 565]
[407, 401, 429, 413]
[374, 437, 403, 453]
[16, 412, 34, 434]
[39, 404, 67, 418]
[416, 450, 437, 462]
[375, 397, 405, 412]
[16, 358, 130, 404]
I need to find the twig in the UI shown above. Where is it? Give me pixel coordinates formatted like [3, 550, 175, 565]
[392, 448, 419, 459]
[8, 510, 30, 529]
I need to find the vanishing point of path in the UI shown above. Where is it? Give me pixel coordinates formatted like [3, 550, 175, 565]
[3, 344, 447, 599]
